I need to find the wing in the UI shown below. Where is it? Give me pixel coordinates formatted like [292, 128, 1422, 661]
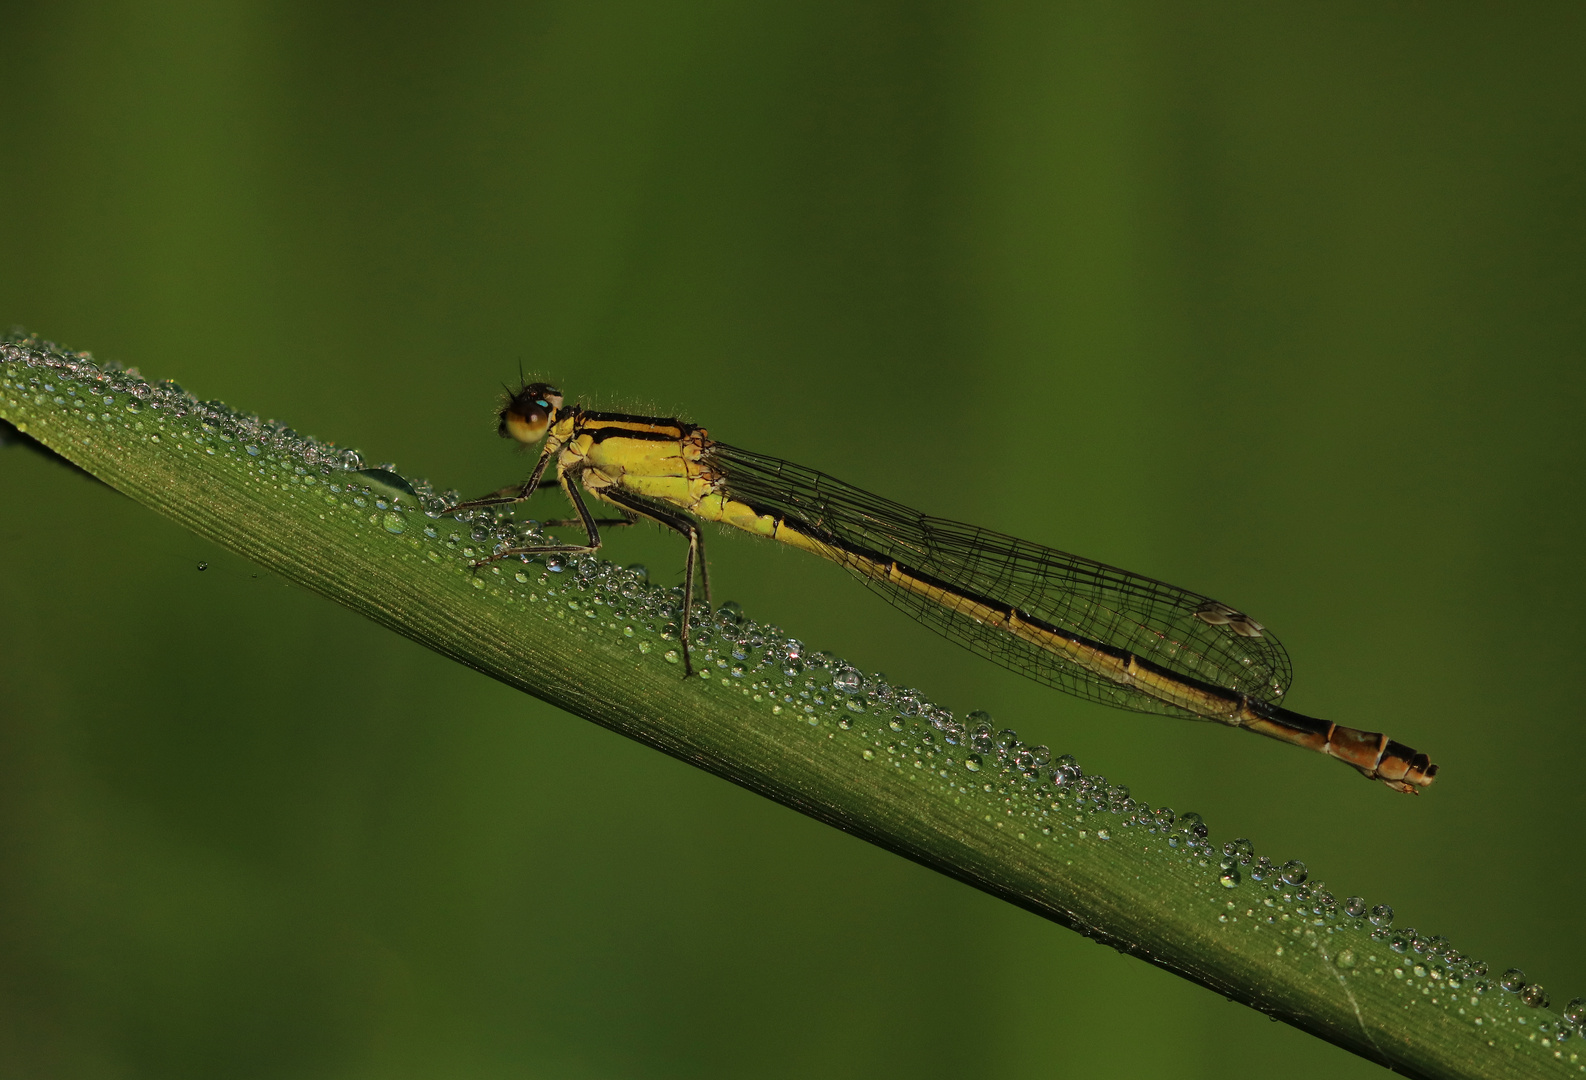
[705, 443, 1293, 718]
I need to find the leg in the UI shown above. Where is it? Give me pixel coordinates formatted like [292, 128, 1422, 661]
[596, 487, 710, 678]
[469, 473, 604, 567]
[444, 447, 557, 515]
[696, 530, 712, 607]
[540, 515, 636, 529]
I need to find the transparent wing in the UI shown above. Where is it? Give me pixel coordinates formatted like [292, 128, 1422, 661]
[706, 443, 1293, 718]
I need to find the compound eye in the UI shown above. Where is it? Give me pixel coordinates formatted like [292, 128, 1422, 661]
[498, 382, 561, 444]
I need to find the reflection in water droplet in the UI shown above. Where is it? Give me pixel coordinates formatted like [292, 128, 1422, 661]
[383, 512, 405, 534]
[1222, 837, 1254, 864]
[1521, 984, 1550, 1009]
[1369, 904, 1394, 928]
[1500, 968, 1527, 993]
[663, 649, 680, 665]
[1218, 867, 1241, 888]
[832, 667, 863, 694]
[1279, 860, 1308, 886]
[1564, 997, 1586, 1025]
[964, 754, 981, 772]
[1344, 896, 1367, 919]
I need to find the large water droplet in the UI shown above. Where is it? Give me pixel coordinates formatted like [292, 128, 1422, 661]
[1218, 866, 1241, 888]
[1369, 904, 1394, 928]
[1222, 837, 1254, 865]
[1521, 984, 1550, 1009]
[968, 718, 994, 753]
[1051, 765, 1080, 790]
[1279, 860, 1308, 886]
[1500, 968, 1527, 993]
[831, 667, 863, 694]
[1563, 997, 1586, 1025]
[1344, 896, 1366, 919]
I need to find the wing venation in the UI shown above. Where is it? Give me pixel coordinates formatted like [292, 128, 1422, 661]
[706, 443, 1293, 717]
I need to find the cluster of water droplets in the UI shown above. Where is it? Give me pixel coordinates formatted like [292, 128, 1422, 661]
[1213, 834, 1584, 1042]
[7, 335, 1582, 1055]
[1, 334, 373, 473]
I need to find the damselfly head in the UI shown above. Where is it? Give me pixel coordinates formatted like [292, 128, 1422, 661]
[498, 382, 562, 444]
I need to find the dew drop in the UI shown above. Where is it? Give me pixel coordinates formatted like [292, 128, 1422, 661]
[1279, 860, 1308, 886]
[663, 649, 680, 665]
[1222, 838, 1254, 865]
[1369, 904, 1394, 928]
[832, 667, 863, 694]
[967, 711, 994, 752]
[1563, 998, 1585, 1025]
[1219, 867, 1241, 888]
[964, 754, 981, 772]
[383, 512, 405, 535]
[1521, 984, 1550, 1009]
[1335, 949, 1357, 970]
[196, 562, 208, 572]
[1500, 968, 1527, 993]
[1344, 896, 1367, 919]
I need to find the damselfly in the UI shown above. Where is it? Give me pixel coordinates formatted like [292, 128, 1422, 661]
[445, 384, 1437, 793]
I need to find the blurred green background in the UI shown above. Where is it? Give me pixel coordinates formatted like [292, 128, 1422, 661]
[3, 3, 1584, 1077]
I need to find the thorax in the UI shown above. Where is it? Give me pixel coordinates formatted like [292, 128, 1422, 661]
[551, 408, 717, 510]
